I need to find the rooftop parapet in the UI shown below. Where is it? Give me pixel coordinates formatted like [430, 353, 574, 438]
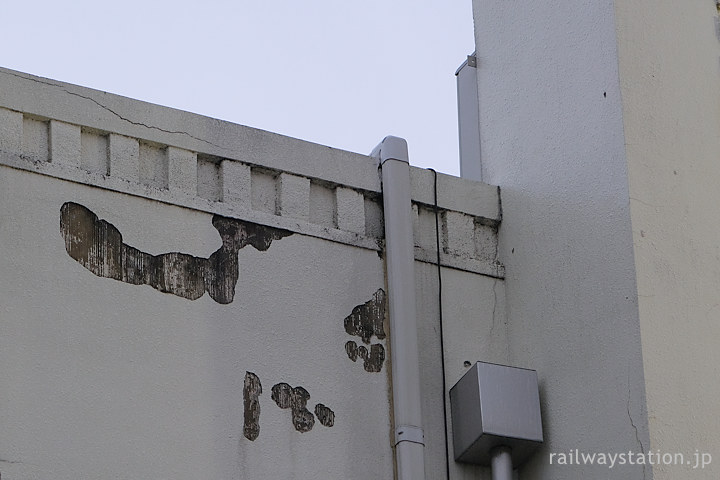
[0, 67, 502, 277]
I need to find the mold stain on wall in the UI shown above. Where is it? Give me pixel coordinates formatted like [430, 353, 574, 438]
[59, 202, 292, 304]
[343, 289, 387, 372]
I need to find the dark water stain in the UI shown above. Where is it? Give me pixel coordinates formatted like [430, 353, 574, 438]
[271, 382, 316, 433]
[243, 372, 262, 441]
[314, 404, 335, 427]
[60, 202, 292, 304]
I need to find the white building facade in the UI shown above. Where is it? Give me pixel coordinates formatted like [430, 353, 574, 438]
[0, 66, 504, 479]
[465, 1, 720, 479]
[2, 3, 719, 479]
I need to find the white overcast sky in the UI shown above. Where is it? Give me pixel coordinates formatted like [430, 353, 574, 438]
[1, 1, 474, 175]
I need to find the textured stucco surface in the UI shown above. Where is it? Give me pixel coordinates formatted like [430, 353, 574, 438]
[415, 262, 507, 480]
[0, 66, 502, 278]
[615, 1, 720, 477]
[0, 66, 506, 479]
[0, 167, 393, 479]
[0, 67, 501, 223]
[472, 1, 650, 478]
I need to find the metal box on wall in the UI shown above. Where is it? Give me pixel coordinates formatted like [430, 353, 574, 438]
[449, 361, 543, 466]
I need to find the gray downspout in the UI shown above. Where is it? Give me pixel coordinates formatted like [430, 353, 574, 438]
[371, 136, 426, 480]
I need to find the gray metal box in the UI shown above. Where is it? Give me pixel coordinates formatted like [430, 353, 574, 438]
[449, 361, 543, 466]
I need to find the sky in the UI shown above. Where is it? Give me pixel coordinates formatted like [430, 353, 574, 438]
[1, 1, 475, 175]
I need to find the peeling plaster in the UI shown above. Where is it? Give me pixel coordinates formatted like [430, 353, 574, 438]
[271, 383, 316, 433]
[343, 289, 387, 372]
[243, 372, 262, 441]
[243, 375, 335, 440]
[343, 289, 386, 344]
[345, 341, 385, 373]
[314, 404, 335, 427]
[60, 202, 292, 303]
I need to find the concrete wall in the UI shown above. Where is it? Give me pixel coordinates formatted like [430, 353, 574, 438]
[1, 169, 391, 479]
[471, 1, 651, 478]
[417, 263, 507, 480]
[0, 67, 503, 479]
[615, 1, 720, 478]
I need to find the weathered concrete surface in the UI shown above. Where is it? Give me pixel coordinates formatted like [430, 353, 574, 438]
[270, 383, 317, 433]
[243, 372, 262, 441]
[0, 67, 503, 279]
[0, 66, 506, 480]
[416, 262, 508, 480]
[0, 68, 382, 194]
[60, 202, 292, 304]
[472, 1, 650, 479]
[343, 289, 387, 373]
[314, 403, 335, 427]
[0, 167, 393, 479]
[342, 289, 386, 344]
[615, 2, 720, 478]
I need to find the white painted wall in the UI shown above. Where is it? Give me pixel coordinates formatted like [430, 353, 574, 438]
[0, 168, 393, 479]
[0, 67, 504, 479]
[471, 1, 650, 478]
[416, 263, 507, 480]
[615, 1, 720, 478]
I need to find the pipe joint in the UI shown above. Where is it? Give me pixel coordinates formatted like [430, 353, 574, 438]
[395, 425, 425, 446]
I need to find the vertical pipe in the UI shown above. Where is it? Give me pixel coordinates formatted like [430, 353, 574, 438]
[491, 446, 513, 480]
[371, 136, 426, 480]
[456, 53, 482, 182]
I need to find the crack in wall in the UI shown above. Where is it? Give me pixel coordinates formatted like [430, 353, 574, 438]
[627, 374, 648, 479]
[64, 90, 228, 151]
[3, 70, 229, 152]
[0, 457, 43, 473]
[629, 196, 666, 210]
[489, 278, 499, 339]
